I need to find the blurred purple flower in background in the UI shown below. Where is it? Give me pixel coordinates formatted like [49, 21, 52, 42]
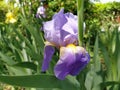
[36, 4, 46, 18]
[41, 9, 90, 80]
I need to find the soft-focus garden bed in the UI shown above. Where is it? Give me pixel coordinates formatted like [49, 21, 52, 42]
[0, 0, 120, 90]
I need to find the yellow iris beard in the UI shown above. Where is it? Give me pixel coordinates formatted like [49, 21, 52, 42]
[66, 44, 76, 52]
[60, 44, 85, 58]
[67, 44, 85, 54]
[66, 44, 76, 49]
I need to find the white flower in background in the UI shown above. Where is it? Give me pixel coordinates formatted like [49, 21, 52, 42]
[36, 2, 46, 18]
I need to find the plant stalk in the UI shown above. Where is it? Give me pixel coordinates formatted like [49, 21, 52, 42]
[77, 0, 84, 46]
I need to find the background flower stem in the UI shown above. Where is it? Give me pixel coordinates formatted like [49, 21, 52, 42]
[77, 0, 84, 46]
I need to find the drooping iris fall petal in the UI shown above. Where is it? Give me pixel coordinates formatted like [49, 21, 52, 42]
[41, 45, 55, 72]
[54, 44, 90, 80]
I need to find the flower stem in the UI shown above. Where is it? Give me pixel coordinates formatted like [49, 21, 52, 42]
[77, 0, 84, 46]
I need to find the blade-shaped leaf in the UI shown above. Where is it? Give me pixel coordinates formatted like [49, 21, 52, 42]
[97, 81, 120, 90]
[0, 52, 16, 65]
[13, 62, 37, 71]
[0, 75, 80, 89]
[93, 35, 101, 72]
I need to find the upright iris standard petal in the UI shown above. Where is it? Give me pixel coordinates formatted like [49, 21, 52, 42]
[43, 9, 78, 47]
[53, 9, 67, 30]
[41, 45, 55, 72]
[54, 44, 90, 80]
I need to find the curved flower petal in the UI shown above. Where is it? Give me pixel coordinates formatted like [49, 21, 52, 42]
[54, 44, 90, 80]
[53, 9, 67, 30]
[54, 46, 75, 80]
[69, 49, 90, 75]
[60, 30, 78, 46]
[43, 9, 78, 47]
[63, 13, 78, 34]
[41, 45, 55, 72]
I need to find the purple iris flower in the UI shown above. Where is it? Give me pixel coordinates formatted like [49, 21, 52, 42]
[41, 9, 90, 80]
[36, 5, 46, 18]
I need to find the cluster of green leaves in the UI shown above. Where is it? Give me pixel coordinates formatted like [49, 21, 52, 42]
[84, 2, 120, 89]
[0, 0, 19, 23]
[84, 1, 120, 46]
[87, 26, 120, 90]
[0, 1, 7, 22]
[0, 2, 80, 89]
[0, 18, 81, 90]
[46, 0, 77, 19]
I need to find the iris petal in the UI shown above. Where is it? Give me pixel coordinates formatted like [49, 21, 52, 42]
[63, 13, 78, 34]
[43, 9, 78, 47]
[41, 45, 55, 72]
[70, 52, 90, 76]
[54, 47, 75, 80]
[54, 45, 90, 80]
[53, 9, 67, 30]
